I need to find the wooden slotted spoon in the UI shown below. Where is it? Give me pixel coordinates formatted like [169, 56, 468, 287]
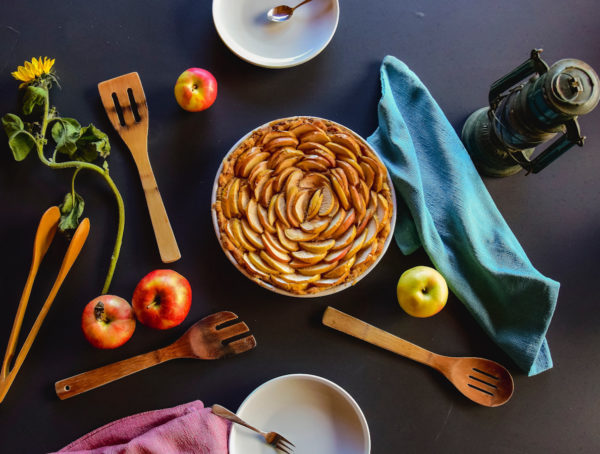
[322, 307, 514, 407]
[98, 72, 180, 263]
[55, 311, 256, 400]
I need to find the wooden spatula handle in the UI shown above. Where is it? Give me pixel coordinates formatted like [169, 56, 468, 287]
[322, 307, 437, 367]
[55, 347, 172, 400]
[134, 156, 181, 263]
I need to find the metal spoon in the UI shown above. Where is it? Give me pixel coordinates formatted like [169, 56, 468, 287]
[267, 0, 313, 22]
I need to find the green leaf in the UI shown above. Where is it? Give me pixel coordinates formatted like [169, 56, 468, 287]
[8, 130, 36, 161]
[2, 113, 24, 137]
[74, 124, 110, 162]
[58, 191, 85, 232]
[22, 86, 47, 115]
[51, 118, 81, 157]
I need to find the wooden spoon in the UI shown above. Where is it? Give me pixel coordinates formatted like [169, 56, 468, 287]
[55, 311, 257, 400]
[322, 307, 514, 407]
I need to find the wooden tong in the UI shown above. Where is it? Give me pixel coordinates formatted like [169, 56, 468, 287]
[0, 207, 89, 403]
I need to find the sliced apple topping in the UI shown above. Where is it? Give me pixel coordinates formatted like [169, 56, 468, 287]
[330, 171, 350, 211]
[376, 193, 389, 232]
[260, 251, 295, 274]
[279, 272, 321, 284]
[238, 183, 251, 215]
[241, 219, 264, 249]
[362, 218, 378, 247]
[257, 203, 276, 234]
[296, 158, 329, 173]
[293, 190, 311, 225]
[262, 232, 291, 263]
[319, 185, 335, 216]
[224, 219, 241, 248]
[330, 133, 361, 156]
[284, 228, 319, 242]
[306, 189, 323, 220]
[300, 129, 330, 144]
[297, 260, 338, 276]
[246, 199, 263, 234]
[324, 255, 356, 279]
[242, 253, 268, 278]
[332, 209, 356, 238]
[300, 239, 336, 254]
[290, 122, 321, 138]
[260, 130, 295, 145]
[318, 208, 346, 239]
[299, 172, 329, 190]
[275, 193, 291, 228]
[360, 162, 375, 189]
[230, 218, 256, 252]
[300, 218, 329, 235]
[274, 166, 297, 192]
[333, 225, 357, 250]
[276, 222, 299, 251]
[248, 251, 279, 275]
[248, 161, 269, 187]
[354, 242, 377, 267]
[350, 185, 366, 224]
[263, 136, 299, 153]
[325, 141, 357, 161]
[337, 159, 360, 186]
[346, 229, 367, 260]
[324, 244, 351, 263]
[291, 249, 328, 265]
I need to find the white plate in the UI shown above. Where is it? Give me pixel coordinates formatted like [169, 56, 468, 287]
[212, 0, 340, 68]
[210, 116, 397, 298]
[229, 374, 371, 454]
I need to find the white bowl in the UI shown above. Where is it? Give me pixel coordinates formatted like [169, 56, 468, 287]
[212, 0, 340, 68]
[211, 116, 397, 298]
[229, 374, 371, 454]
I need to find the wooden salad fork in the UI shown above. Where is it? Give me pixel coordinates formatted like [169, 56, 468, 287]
[55, 311, 257, 400]
[1, 207, 89, 404]
[212, 404, 295, 453]
[322, 307, 514, 407]
[98, 72, 181, 263]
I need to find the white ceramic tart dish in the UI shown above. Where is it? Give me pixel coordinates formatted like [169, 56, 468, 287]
[229, 374, 371, 454]
[212, 0, 340, 68]
[211, 116, 396, 298]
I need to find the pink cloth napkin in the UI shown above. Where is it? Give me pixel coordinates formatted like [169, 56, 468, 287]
[52, 401, 230, 454]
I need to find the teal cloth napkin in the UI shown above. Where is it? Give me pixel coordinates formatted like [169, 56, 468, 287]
[367, 56, 559, 376]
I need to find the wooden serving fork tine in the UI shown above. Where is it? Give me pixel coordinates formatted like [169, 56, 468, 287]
[98, 72, 181, 263]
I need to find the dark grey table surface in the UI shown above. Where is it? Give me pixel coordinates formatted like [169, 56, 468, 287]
[1, 1, 599, 453]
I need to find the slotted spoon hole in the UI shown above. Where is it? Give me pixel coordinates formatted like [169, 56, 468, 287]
[111, 93, 126, 126]
[127, 88, 142, 123]
[472, 367, 499, 380]
[468, 375, 498, 389]
[467, 383, 494, 396]
[221, 331, 254, 346]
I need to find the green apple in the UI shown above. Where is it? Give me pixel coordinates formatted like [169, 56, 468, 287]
[396, 266, 448, 318]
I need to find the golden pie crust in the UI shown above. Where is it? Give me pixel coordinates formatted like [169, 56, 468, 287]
[213, 117, 393, 295]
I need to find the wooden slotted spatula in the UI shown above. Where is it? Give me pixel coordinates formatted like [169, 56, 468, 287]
[98, 72, 180, 263]
[55, 311, 256, 400]
[322, 307, 514, 407]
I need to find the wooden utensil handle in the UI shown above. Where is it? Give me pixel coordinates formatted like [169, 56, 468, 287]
[55, 347, 172, 400]
[322, 307, 437, 367]
[134, 156, 181, 263]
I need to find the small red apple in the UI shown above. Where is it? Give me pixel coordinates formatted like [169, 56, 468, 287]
[174, 67, 217, 112]
[132, 269, 192, 330]
[82, 295, 136, 349]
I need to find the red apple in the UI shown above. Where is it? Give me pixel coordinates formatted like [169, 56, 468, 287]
[81, 295, 136, 349]
[174, 68, 217, 112]
[132, 269, 192, 329]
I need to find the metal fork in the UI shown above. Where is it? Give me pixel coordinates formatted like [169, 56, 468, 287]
[211, 404, 295, 453]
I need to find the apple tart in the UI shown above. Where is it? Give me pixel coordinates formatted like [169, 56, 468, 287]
[213, 117, 394, 295]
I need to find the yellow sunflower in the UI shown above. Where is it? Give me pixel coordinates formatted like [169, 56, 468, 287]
[11, 57, 56, 88]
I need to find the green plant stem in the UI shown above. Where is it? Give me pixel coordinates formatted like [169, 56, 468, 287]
[37, 90, 124, 295]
